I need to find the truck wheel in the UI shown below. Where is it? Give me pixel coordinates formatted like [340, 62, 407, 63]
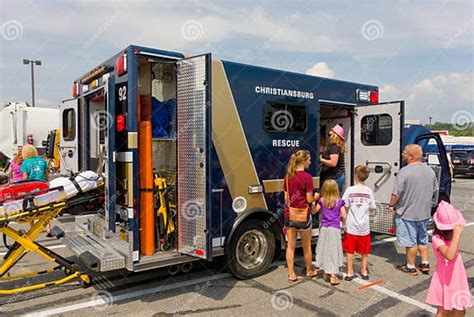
[227, 220, 275, 279]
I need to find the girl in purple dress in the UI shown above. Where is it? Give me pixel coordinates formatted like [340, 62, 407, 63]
[313, 179, 347, 285]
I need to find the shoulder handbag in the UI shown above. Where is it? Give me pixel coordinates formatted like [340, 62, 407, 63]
[286, 176, 308, 223]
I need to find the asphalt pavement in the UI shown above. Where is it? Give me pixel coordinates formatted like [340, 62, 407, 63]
[1, 177, 473, 316]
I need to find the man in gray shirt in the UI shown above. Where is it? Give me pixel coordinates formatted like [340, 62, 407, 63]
[389, 144, 438, 276]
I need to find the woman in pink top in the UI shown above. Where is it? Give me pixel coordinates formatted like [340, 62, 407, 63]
[8, 149, 23, 183]
[426, 201, 472, 316]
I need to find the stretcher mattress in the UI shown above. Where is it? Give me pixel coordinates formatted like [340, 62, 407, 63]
[0, 171, 103, 218]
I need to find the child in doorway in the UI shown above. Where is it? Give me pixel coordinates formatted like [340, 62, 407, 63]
[314, 179, 346, 285]
[426, 201, 472, 316]
[342, 165, 376, 281]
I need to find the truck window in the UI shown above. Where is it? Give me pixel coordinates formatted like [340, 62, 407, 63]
[263, 102, 307, 133]
[361, 113, 392, 146]
[62, 109, 76, 141]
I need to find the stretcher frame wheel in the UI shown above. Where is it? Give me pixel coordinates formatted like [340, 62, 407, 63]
[80, 274, 92, 288]
[0, 202, 91, 295]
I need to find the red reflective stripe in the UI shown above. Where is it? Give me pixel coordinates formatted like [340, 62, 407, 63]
[194, 249, 204, 256]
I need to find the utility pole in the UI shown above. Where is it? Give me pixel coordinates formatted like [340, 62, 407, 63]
[429, 116, 432, 131]
[23, 59, 42, 107]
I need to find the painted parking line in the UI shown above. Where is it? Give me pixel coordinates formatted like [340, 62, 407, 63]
[23, 273, 232, 317]
[0, 244, 66, 257]
[349, 275, 437, 313]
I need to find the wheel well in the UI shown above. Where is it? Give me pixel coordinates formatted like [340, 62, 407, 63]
[225, 210, 284, 251]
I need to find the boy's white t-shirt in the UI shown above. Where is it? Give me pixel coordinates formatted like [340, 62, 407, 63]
[342, 184, 376, 236]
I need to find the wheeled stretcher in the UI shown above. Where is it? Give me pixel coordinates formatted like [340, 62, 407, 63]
[0, 171, 103, 295]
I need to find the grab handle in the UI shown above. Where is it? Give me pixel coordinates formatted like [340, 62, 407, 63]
[365, 161, 392, 190]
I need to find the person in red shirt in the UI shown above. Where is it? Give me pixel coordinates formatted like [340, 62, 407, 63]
[284, 150, 319, 283]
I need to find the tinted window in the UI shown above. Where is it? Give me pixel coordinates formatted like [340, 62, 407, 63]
[457, 151, 474, 159]
[361, 114, 392, 146]
[263, 102, 307, 133]
[62, 109, 76, 141]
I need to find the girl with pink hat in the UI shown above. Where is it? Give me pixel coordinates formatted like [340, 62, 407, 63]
[320, 124, 346, 193]
[426, 201, 472, 316]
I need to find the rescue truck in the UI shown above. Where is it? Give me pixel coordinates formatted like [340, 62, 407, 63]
[57, 45, 450, 279]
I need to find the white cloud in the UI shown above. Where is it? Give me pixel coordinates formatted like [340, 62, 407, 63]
[3, 2, 340, 54]
[379, 84, 400, 101]
[1, 0, 472, 116]
[306, 62, 336, 78]
[380, 72, 474, 122]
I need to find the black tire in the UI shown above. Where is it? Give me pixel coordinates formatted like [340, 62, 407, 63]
[226, 219, 275, 279]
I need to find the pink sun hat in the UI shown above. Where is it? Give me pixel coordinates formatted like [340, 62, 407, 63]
[330, 124, 346, 141]
[433, 200, 466, 230]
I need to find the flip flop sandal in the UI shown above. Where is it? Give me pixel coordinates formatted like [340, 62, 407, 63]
[330, 275, 340, 285]
[360, 274, 369, 280]
[305, 270, 318, 280]
[288, 276, 304, 284]
[344, 274, 357, 281]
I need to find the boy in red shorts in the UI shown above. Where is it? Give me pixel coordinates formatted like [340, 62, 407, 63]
[342, 165, 376, 280]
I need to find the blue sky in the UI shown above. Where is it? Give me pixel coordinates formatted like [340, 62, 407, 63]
[0, 0, 472, 123]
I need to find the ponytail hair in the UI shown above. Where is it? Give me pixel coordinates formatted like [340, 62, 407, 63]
[287, 150, 310, 179]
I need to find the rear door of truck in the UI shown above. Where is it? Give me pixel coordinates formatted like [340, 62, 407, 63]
[176, 53, 213, 260]
[353, 101, 404, 234]
[59, 99, 80, 174]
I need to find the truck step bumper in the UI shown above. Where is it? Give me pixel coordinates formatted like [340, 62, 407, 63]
[62, 233, 125, 272]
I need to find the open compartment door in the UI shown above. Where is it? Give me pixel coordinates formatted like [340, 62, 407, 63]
[176, 54, 212, 260]
[59, 99, 80, 174]
[105, 77, 116, 232]
[414, 133, 451, 211]
[354, 101, 404, 234]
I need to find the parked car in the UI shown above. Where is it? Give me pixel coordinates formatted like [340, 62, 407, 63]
[452, 150, 474, 177]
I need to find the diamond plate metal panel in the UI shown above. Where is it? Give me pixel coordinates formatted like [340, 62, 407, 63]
[369, 202, 396, 235]
[62, 233, 125, 272]
[176, 55, 210, 259]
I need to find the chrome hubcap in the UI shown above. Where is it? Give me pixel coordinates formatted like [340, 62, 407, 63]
[236, 229, 268, 270]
